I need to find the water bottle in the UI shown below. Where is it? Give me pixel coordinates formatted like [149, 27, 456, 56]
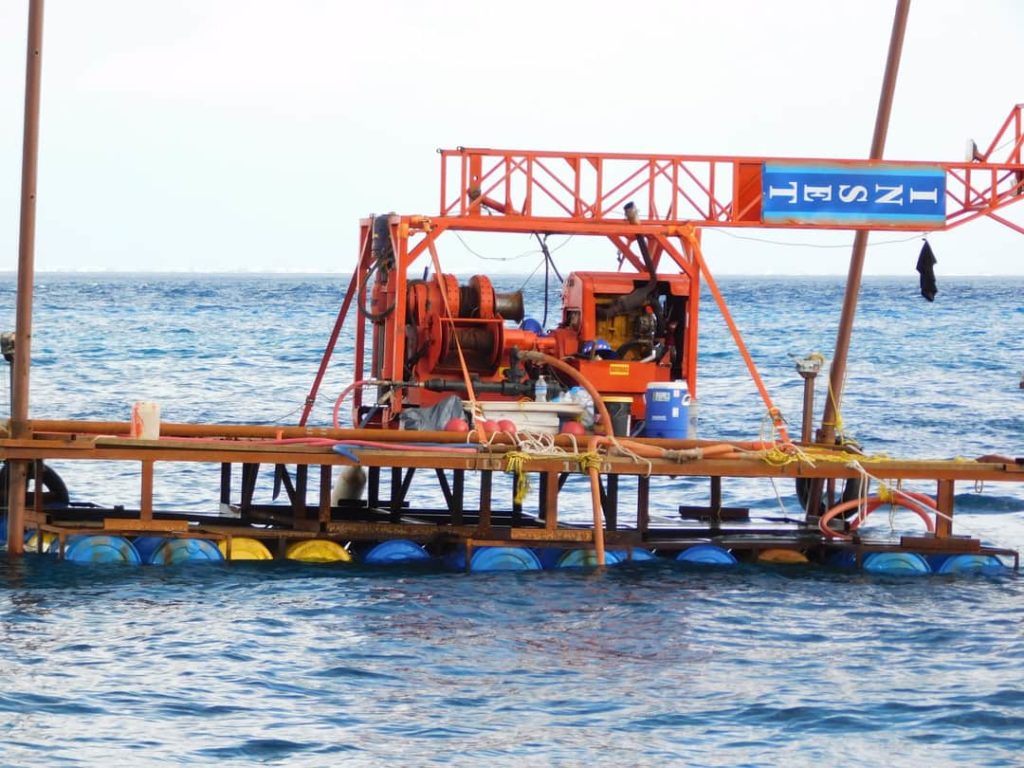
[535, 375, 549, 403]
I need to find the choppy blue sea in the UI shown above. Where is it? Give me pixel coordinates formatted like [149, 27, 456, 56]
[2, 273, 1023, 766]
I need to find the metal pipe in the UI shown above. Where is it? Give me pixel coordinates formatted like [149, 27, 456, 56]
[7, 0, 46, 555]
[818, 0, 911, 446]
[800, 374, 815, 444]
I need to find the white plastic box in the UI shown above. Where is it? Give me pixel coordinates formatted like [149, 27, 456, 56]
[466, 401, 583, 434]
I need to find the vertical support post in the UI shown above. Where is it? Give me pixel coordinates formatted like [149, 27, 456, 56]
[219, 463, 232, 507]
[7, 0, 46, 555]
[604, 475, 619, 531]
[389, 466, 402, 522]
[479, 470, 492, 531]
[293, 464, 308, 519]
[543, 471, 558, 531]
[318, 465, 332, 527]
[368, 466, 381, 508]
[32, 459, 43, 519]
[240, 463, 258, 517]
[511, 479, 523, 524]
[935, 479, 954, 538]
[140, 460, 154, 521]
[798, 365, 819, 444]
[710, 475, 722, 532]
[637, 475, 650, 533]
[452, 469, 464, 525]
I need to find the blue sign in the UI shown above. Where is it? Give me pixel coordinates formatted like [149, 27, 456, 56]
[761, 162, 946, 228]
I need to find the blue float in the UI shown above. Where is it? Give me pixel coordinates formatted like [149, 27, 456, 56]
[622, 548, 658, 562]
[828, 550, 858, 569]
[448, 546, 542, 572]
[132, 536, 166, 563]
[363, 539, 431, 565]
[935, 554, 1006, 574]
[63, 535, 142, 564]
[556, 549, 626, 568]
[676, 544, 737, 566]
[532, 547, 564, 569]
[148, 538, 224, 565]
[863, 552, 931, 575]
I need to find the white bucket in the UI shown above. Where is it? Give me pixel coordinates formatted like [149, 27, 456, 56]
[130, 401, 161, 440]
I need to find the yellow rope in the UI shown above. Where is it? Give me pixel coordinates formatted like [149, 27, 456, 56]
[503, 449, 610, 505]
[504, 451, 532, 505]
[877, 482, 895, 503]
[577, 451, 603, 473]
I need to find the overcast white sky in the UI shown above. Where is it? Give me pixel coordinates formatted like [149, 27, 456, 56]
[0, 0, 1021, 275]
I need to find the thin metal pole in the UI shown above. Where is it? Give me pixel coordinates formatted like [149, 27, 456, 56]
[7, 0, 46, 555]
[818, 0, 911, 446]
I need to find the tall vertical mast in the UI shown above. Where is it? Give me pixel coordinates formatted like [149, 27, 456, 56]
[818, 0, 912, 446]
[7, 0, 46, 555]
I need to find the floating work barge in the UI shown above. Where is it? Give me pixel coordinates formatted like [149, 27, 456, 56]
[4, 0, 1024, 569]
[5, 121, 1024, 568]
[3, 417, 1022, 570]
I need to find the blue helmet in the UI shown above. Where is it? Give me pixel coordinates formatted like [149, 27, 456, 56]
[581, 339, 615, 358]
[520, 317, 543, 334]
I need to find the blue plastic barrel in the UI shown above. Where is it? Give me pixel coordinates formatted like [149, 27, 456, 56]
[64, 535, 142, 564]
[448, 546, 542, 572]
[644, 381, 690, 438]
[828, 550, 858, 569]
[532, 547, 565, 569]
[556, 549, 626, 568]
[132, 536, 166, 564]
[621, 548, 657, 562]
[676, 544, 737, 566]
[935, 554, 1006, 574]
[148, 538, 224, 565]
[863, 552, 931, 575]
[364, 539, 431, 565]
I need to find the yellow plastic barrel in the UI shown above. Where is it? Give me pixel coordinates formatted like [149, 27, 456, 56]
[757, 548, 809, 564]
[218, 537, 273, 561]
[285, 539, 352, 563]
[25, 531, 58, 553]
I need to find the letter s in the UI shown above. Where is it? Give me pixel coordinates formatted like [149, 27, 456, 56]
[838, 185, 868, 203]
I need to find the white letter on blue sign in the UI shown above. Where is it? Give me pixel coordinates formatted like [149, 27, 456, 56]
[838, 184, 868, 203]
[803, 185, 832, 202]
[874, 184, 904, 205]
[909, 187, 939, 204]
[767, 182, 798, 204]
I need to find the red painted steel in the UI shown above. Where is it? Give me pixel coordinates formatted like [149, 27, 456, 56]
[437, 106, 1024, 233]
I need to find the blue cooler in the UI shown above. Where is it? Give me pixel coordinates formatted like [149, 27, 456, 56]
[644, 381, 690, 438]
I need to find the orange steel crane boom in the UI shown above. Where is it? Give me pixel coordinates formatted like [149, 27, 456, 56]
[436, 104, 1024, 235]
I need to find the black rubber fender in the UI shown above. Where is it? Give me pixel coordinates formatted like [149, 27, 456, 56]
[0, 461, 70, 509]
[796, 475, 863, 518]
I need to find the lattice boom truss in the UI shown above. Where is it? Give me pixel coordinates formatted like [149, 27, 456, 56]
[439, 105, 1024, 235]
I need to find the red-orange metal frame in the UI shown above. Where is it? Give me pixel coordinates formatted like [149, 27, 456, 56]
[309, 106, 1024, 427]
[347, 214, 702, 424]
[438, 105, 1024, 234]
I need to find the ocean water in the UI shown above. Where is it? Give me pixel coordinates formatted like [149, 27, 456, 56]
[1, 273, 1023, 766]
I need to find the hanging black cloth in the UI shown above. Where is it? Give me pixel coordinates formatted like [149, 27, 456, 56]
[916, 240, 938, 302]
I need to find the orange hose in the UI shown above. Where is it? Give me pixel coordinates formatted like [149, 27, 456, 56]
[819, 491, 936, 540]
